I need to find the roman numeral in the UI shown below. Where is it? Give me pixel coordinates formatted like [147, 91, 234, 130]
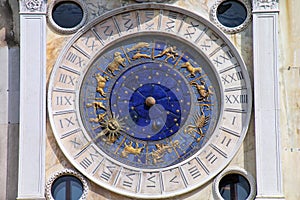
[82, 36, 98, 51]
[101, 22, 113, 37]
[200, 33, 218, 51]
[66, 52, 84, 67]
[225, 94, 248, 104]
[80, 157, 92, 169]
[70, 137, 81, 148]
[205, 152, 218, 164]
[221, 136, 232, 147]
[146, 175, 156, 188]
[122, 13, 134, 31]
[188, 165, 201, 179]
[59, 116, 75, 128]
[56, 96, 72, 105]
[184, 21, 199, 38]
[221, 71, 244, 84]
[165, 12, 177, 32]
[123, 173, 135, 188]
[100, 165, 115, 181]
[58, 74, 76, 85]
[145, 10, 154, 30]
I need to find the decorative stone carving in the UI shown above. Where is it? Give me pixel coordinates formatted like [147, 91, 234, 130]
[253, 0, 278, 11]
[45, 169, 88, 200]
[25, 0, 42, 11]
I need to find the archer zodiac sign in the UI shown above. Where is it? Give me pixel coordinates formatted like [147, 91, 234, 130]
[184, 108, 209, 142]
[121, 141, 145, 158]
[181, 61, 202, 77]
[190, 80, 214, 102]
[149, 140, 179, 164]
[154, 45, 178, 61]
[107, 52, 126, 75]
[94, 73, 109, 97]
[127, 42, 150, 52]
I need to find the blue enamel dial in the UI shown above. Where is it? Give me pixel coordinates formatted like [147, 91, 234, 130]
[79, 36, 219, 169]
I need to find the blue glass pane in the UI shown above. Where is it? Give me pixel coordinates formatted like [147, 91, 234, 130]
[219, 174, 250, 200]
[52, 2, 83, 28]
[51, 175, 83, 200]
[217, 0, 247, 28]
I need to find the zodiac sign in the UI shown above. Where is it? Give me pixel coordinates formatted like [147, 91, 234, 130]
[132, 51, 151, 60]
[89, 112, 107, 123]
[100, 116, 125, 144]
[190, 80, 214, 102]
[149, 140, 179, 164]
[86, 101, 106, 112]
[94, 73, 109, 97]
[184, 108, 209, 142]
[127, 42, 150, 52]
[107, 52, 126, 75]
[121, 141, 145, 157]
[154, 45, 178, 61]
[181, 62, 202, 77]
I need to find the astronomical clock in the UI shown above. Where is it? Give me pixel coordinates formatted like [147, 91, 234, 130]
[48, 3, 252, 199]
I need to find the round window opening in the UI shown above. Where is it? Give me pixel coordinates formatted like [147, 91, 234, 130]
[52, 1, 84, 29]
[216, 0, 247, 28]
[219, 174, 250, 200]
[51, 175, 84, 200]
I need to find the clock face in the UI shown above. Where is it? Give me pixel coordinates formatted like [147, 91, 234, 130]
[48, 4, 251, 199]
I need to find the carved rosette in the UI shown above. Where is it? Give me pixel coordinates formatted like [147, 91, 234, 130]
[20, 0, 46, 13]
[253, 0, 279, 11]
[25, 0, 42, 10]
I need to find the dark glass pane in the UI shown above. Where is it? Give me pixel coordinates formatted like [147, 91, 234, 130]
[51, 175, 83, 200]
[219, 174, 250, 200]
[217, 0, 247, 28]
[52, 2, 83, 28]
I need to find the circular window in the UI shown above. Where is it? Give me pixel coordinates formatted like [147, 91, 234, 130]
[210, 0, 252, 34]
[48, 0, 87, 34]
[213, 167, 256, 200]
[219, 174, 250, 200]
[51, 175, 83, 200]
[46, 169, 88, 200]
[217, 1, 247, 28]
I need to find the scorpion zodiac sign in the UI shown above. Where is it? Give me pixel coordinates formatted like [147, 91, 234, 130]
[184, 108, 210, 142]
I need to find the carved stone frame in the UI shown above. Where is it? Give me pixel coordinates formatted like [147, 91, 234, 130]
[210, 0, 252, 34]
[212, 166, 256, 200]
[45, 169, 89, 200]
[47, 0, 88, 34]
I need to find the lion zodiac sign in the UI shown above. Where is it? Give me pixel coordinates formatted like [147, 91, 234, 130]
[94, 73, 109, 97]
